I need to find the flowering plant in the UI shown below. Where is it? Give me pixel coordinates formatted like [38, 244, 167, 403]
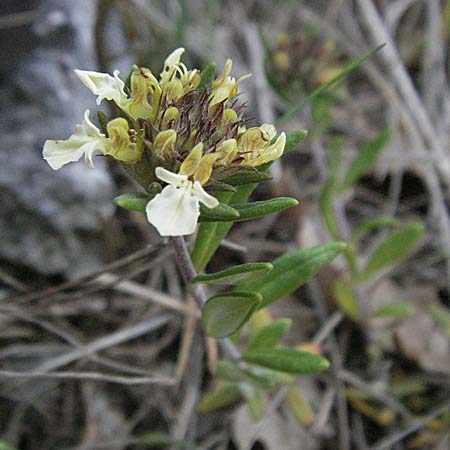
[43, 48, 346, 416]
[44, 48, 285, 237]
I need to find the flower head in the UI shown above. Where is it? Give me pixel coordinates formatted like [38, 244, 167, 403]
[43, 48, 289, 236]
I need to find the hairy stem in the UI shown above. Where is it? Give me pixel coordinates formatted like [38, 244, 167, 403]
[170, 236, 241, 360]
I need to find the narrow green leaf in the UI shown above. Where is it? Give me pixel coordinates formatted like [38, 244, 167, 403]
[197, 382, 241, 413]
[238, 382, 264, 419]
[284, 130, 308, 152]
[97, 111, 109, 136]
[216, 360, 243, 382]
[277, 44, 386, 126]
[191, 187, 255, 272]
[351, 217, 399, 244]
[238, 242, 346, 309]
[231, 197, 298, 222]
[217, 170, 273, 186]
[341, 129, 391, 191]
[247, 318, 292, 352]
[198, 203, 240, 222]
[327, 136, 343, 176]
[286, 386, 315, 426]
[319, 177, 339, 239]
[114, 192, 152, 211]
[201, 291, 262, 338]
[242, 349, 329, 374]
[371, 303, 415, 319]
[0, 442, 19, 450]
[311, 93, 333, 136]
[334, 279, 360, 321]
[203, 181, 237, 192]
[198, 62, 216, 89]
[240, 364, 293, 388]
[192, 262, 273, 285]
[124, 64, 139, 93]
[361, 223, 424, 281]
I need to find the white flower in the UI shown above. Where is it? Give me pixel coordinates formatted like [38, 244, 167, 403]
[74, 69, 127, 107]
[146, 167, 219, 236]
[43, 110, 108, 170]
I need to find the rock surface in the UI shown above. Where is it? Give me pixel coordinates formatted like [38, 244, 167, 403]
[0, 0, 114, 276]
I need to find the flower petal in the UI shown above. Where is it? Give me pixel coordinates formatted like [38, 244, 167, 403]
[75, 69, 126, 106]
[160, 48, 185, 84]
[155, 167, 187, 187]
[146, 184, 199, 236]
[192, 181, 219, 208]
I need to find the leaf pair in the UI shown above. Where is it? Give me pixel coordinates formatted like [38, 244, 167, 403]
[114, 192, 298, 223]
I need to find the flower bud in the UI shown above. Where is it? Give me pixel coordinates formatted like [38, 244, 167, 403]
[154, 129, 177, 159]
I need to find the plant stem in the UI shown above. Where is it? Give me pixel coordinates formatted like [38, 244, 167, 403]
[170, 236, 241, 360]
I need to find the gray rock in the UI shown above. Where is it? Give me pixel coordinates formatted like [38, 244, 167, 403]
[0, 0, 115, 276]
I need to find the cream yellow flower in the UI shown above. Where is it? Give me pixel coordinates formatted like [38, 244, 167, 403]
[211, 60, 251, 105]
[238, 125, 286, 167]
[43, 110, 108, 170]
[146, 167, 218, 236]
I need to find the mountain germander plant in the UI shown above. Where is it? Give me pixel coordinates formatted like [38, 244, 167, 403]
[43, 48, 346, 418]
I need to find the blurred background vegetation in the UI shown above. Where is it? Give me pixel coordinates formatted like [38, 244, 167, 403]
[0, 1, 449, 449]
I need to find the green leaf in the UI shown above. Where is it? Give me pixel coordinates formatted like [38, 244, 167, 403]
[124, 64, 139, 93]
[334, 279, 360, 321]
[0, 443, 19, 450]
[277, 44, 386, 126]
[197, 382, 241, 413]
[192, 262, 273, 285]
[201, 291, 262, 338]
[286, 386, 315, 426]
[231, 197, 298, 221]
[198, 62, 216, 89]
[361, 223, 424, 281]
[238, 242, 346, 309]
[284, 130, 308, 152]
[371, 303, 415, 319]
[311, 93, 333, 136]
[216, 360, 243, 382]
[238, 382, 264, 419]
[240, 364, 293, 388]
[341, 129, 391, 191]
[247, 318, 292, 352]
[319, 177, 339, 239]
[97, 111, 109, 136]
[351, 217, 399, 244]
[205, 180, 237, 192]
[326, 136, 343, 176]
[217, 170, 273, 186]
[242, 349, 329, 374]
[198, 203, 240, 222]
[114, 192, 152, 211]
[191, 187, 255, 272]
